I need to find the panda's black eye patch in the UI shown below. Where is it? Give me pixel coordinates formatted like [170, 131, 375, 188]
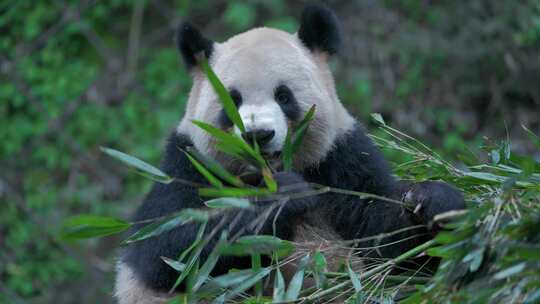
[275, 85, 292, 104]
[274, 85, 300, 121]
[229, 89, 242, 106]
[218, 88, 243, 128]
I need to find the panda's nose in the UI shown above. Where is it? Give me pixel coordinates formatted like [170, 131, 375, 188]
[242, 129, 275, 147]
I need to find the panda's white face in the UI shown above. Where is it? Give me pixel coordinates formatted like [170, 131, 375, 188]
[212, 28, 322, 156]
[179, 27, 355, 170]
[234, 102, 288, 154]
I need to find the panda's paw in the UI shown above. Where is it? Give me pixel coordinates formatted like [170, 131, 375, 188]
[273, 171, 310, 192]
[272, 171, 317, 214]
[404, 181, 466, 229]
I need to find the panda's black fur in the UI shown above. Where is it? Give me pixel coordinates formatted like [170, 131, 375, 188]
[176, 22, 214, 70]
[119, 3, 466, 297]
[298, 4, 342, 55]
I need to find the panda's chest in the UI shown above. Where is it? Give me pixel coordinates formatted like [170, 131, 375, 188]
[288, 211, 353, 272]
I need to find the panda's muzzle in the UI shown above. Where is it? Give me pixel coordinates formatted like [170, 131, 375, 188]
[235, 102, 288, 154]
[242, 129, 275, 148]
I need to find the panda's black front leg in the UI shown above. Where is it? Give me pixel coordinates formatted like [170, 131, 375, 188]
[395, 180, 466, 231]
[272, 171, 319, 213]
[331, 180, 466, 259]
[252, 171, 319, 238]
[120, 171, 317, 294]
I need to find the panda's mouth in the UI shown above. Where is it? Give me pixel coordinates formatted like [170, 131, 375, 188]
[239, 148, 282, 167]
[239, 152, 283, 185]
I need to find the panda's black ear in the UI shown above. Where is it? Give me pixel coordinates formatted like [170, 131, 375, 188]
[298, 4, 341, 55]
[176, 22, 214, 70]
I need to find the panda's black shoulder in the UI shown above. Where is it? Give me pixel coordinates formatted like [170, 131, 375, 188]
[120, 131, 205, 291]
[129, 131, 204, 223]
[304, 123, 396, 195]
[161, 131, 197, 178]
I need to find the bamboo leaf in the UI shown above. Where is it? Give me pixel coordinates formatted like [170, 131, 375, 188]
[186, 147, 244, 187]
[212, 294, 225, 304]
[221, 235, 294, 257]
[252, 253, 263, 297]
[222, 268, 272, 301]
[280, 106, 315, 171]
[272, 268, 286, 302]
[463, 172, 507, 183]
[185, 259, 200, 291]
[347, 263, 362, 292]
[60, 215, 131, 240]
[191, 120, 237, 142]
[371, 113, 386, 125]
[198, 269, 255, 295]
[122, 212, 189, 244]
[510, 244, 540, 260]
[200, 58, 245, 133]
[313, 250, 327, 272]
[282, 129, 293, 171]
[522, 124, 540, 150]
[178, 220, 207, 263]
[192, 231, 228, 291]
[312, 250, 328, 289]
[185, 151, 223, 188]
[173, 251, 202, 291]
[490, 149, 501, 164]
[101, 147, 173, 183]
[291, 105, 316, 154]
[493, 262, 526, 280]
[262, 167, 277, 192]
[427, 245, 454, 258]
[524, 289, 540, 304]
[177, 209, 210, 223]
[191, 120, 265, 166]
[199, 187, 271, 198]
[462, 247, 485, 272]
[166, 295, 189, 304]
[161, 257, 186, 272]
[285, 254, 310, 301]
[204, 197, 251, 209]
[171, 220, 208, 292]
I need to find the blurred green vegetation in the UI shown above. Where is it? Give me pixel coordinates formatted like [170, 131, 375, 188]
[1, 1, 539, 303]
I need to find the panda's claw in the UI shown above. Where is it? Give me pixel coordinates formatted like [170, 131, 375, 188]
[413, 203, 423, 215]
[406, 181, 466, 226]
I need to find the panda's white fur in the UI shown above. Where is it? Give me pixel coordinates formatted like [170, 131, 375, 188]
[234, 102, 288, 153]
[177, 28, 355, 171]
[115, 262, 169, 304]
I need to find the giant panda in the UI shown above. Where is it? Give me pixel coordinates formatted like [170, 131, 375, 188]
[115, 4, 466, 303]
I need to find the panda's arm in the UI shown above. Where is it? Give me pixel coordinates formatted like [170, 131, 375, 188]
[336, 180, 465, 259]
[121, 132, 313, 292]
[305, 124, 465, 258]
[328, 194, 431, 258]
[329, 182, 465, 259]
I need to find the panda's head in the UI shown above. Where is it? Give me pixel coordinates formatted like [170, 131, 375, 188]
[177, 4, 355, 171]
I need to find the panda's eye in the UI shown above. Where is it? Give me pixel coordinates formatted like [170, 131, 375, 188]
[275, 85, 292, 104]
[229, 89, 242, 106]
[274, 84, 300, 121]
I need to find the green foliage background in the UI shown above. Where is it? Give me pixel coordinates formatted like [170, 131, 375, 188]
[1, 1, 539, 303]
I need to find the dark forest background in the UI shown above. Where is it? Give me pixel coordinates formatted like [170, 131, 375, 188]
[1, 1, 539, 303]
